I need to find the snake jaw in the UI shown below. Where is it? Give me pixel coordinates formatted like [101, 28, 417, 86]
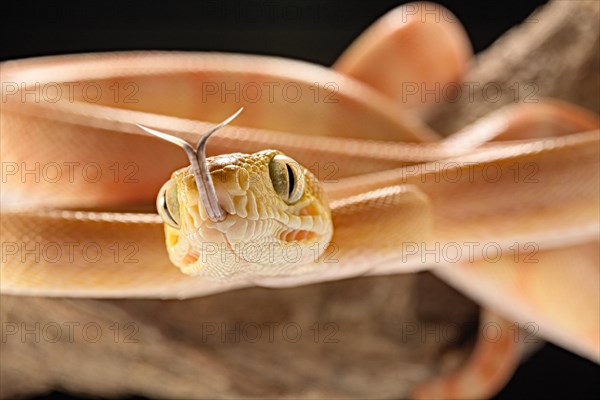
[159, 150, 333, 278]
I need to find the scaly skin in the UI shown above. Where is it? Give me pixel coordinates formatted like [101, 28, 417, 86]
[162, 150, 332, 278]
[1, 2, 598, 399]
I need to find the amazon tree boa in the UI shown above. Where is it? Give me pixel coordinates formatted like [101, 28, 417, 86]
[1, 3, 598, 398]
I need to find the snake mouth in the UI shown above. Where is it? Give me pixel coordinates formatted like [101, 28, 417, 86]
[279, 228, 316, 242]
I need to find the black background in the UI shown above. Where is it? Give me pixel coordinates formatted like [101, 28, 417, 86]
[2, 1, 599, 399]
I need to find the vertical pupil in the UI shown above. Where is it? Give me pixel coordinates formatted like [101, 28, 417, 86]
[164, 192, 176, 223]
[286, 163, 295, 196]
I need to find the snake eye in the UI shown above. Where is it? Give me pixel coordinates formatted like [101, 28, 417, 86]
[269, 154, 305, 204]
[157, 180, 181, 228]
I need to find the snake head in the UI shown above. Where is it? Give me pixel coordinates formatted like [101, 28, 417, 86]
[157, 149, 333, 278]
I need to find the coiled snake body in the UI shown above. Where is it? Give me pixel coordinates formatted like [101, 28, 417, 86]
[1, 3, 598, 398]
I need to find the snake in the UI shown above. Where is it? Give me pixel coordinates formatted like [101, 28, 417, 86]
[1, 3, 598, 398]
[141, 117, 335, 279]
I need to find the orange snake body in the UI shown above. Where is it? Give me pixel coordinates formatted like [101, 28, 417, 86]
[1, 3, 598, 398]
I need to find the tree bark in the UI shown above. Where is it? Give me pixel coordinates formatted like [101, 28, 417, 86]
[428, 0, 600, 134]
[0, 275, 478, 399]
[1, 0, 598, 398]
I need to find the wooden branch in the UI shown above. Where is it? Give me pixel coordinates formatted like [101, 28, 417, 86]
[0, 275, 477, 399]
[428, 0, 600, 134]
